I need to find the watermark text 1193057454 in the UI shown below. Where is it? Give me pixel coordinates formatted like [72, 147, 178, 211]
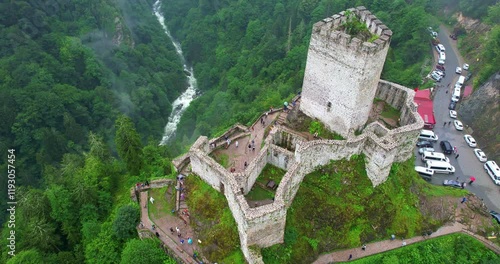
[7, 149, 16, 256]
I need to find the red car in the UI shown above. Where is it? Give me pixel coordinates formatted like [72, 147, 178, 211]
[436, 65, 445, 71]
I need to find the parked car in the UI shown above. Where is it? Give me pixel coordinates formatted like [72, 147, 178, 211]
[474, 149, 487, 162]
[431, 71, 442, 82]
[463, 63, 469, 70]
[418, 147, 435, 154]
[443, 179, 463, 188]
[417, 140, 434, 148]
[455, 67, 462, 74]
[448, 101, 456, 110]
[436, 65, 445, 71]
[438, 59, 445, 65]
[490, 211, 500, 224]
[449, 110, 457, 119]
[435, 44, 445, 52]
[464, 135, 477, 147]
[454, 120, 464, 131]
[440, 140, 453, 154]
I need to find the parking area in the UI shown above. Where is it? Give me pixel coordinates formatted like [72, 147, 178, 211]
[416, 25, 500, 212]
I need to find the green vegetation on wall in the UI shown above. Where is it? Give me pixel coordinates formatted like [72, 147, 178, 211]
[184, 175, 243, 262]
[261, 155, 466, 263]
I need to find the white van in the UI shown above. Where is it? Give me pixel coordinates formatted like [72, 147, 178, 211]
[439, 52, 446, 61]
[436, 44, 445, 53]
[418, 129, 438, 142]
[451, 88, 461, 102]
[484, 161, 500, 185]
[422, 151, 450, 163]
[456, 75, 465, 86]
[426, 160, 455, 174]
[415, 166, 434, 181]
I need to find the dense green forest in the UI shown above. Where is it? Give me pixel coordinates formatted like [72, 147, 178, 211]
[1, 0, 499, 263]
[0, 0, 185, 223]
[162, 0, 440, 152]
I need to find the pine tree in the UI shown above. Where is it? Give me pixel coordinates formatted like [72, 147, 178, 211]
[114, 115, 143, 175]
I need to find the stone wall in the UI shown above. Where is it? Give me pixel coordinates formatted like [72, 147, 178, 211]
[271, 126, 307, 151]
[175, 7, 425, 262]
[300, 6, 392, 137]
[244, 146, 269, 194]
[267, 144, 294, 171]
[182, 78, 423, 264]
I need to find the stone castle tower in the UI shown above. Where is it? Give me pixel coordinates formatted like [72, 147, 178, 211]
[300, 7, 393, 137]
[174, 6, 424, 264]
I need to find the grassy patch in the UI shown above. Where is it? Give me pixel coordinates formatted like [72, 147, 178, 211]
[261, 156, 472, 263]
[309, 120, 344, 140]
[420, 79, 436, 89]
[246, 186, 274, 201]
[210, 152, 230, 168]
[422, 182, 468, 197]
[351, 233, 499, 263]
[184, 175, 242, 262]
[380, 103, 400, 120]
[246, 164, 286, 201]
[148, 186, 176, 220]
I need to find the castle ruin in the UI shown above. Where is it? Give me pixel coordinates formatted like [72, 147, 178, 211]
[173, 7, 423, 264]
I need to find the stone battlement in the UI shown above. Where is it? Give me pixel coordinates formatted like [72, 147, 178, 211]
[172, 7, 423, 264]
[312, 6, 392, 55]
[178, 79, 423, 264]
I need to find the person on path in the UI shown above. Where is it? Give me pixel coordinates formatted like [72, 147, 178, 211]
[348, 254, 352, 260]
[455, 154, 460, 159]
[170, 227, 174, 234]
[402, 241, 407, 247]
[443, 122, 446, 127]
[176, 227, 180, 234]
[461, 182, 466, 189]
[235, 141, 239, 148]
[391, 234, 395, 241]
[469, 178, 475, 185]
[180, 239, 184, 244]
[362, 244, 366, 251]
[461, 197, 467, 204]
[155, 232, 160, 237]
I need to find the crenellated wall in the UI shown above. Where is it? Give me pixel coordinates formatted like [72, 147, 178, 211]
[172, 7, 424, 263]
[177, 78, 423, 264]
[300, 6, 393, 137]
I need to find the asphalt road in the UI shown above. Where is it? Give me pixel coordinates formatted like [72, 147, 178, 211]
[414, 25, 500, 212]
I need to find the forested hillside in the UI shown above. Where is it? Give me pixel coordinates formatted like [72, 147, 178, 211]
[161, 0, 437, 153]
[1, 0, 498, 263]
[0, 0, 185, 224]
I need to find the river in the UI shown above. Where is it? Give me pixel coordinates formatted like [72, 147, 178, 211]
[153, 0, 199, 145]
